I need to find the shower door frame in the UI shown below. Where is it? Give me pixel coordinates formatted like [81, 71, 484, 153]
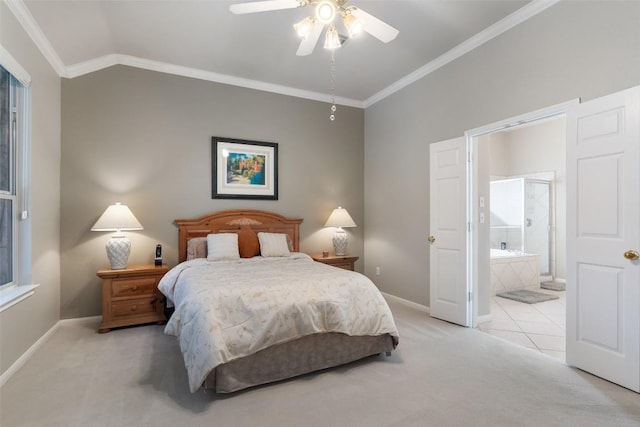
[523, 177, 553, 278]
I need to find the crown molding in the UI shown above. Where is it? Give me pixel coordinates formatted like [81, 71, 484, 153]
[66, 54, 364, 108]
[4, 0, 67, 77]
[0, 44, 31, 86]
[363, 0, 561, 108]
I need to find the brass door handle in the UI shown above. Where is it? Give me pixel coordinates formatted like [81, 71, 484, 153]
[624, 250, 639, 261]
[428, 236, 436, 244]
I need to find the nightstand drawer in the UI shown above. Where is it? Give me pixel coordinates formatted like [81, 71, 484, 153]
[112, 297, 158, 318]
[111, 277, 158, 298]
[329, 261, 353, 270]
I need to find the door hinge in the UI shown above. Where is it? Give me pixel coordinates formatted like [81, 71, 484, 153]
[468, 291, 472, 302]
[467, 222, 472, 232]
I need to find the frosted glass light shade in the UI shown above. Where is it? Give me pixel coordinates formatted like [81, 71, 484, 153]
[324, 25, 341, 50]
[343, 13, 362, 37]
[91, 203, 143, 270]
[294, 16, 314, 38]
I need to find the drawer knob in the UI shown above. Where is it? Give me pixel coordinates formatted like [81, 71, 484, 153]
[132, 285, 138, 291]
[130, 305, 137, 311]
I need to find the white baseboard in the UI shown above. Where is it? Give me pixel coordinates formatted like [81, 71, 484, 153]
[0, 315, 101, 388]
[0, 321, 60, 387]
[58, 315, 101, 326]
[382, 292, 430, 314]
[382, 292, 496, 326]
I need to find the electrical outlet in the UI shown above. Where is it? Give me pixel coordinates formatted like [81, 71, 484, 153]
[375, 266, 381, 276]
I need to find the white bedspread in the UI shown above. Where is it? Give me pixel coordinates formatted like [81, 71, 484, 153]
[158, 253, 399, 392]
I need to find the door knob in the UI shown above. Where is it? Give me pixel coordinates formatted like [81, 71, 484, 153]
[428, 236, 436, 244]
[624, 250, 639, 261]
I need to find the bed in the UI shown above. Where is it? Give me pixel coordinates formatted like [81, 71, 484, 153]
[159, 209, 399, 393]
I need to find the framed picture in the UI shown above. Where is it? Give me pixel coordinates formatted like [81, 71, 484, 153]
[212, 136, 278, 200]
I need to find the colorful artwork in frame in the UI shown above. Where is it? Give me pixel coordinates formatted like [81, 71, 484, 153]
[212, 136, 278, 200]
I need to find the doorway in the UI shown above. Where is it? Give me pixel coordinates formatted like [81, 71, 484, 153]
[431, 88, 640, 392]
[475, 117, 567, 360]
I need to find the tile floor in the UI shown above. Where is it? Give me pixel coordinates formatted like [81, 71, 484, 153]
[478, 289, 566, 361]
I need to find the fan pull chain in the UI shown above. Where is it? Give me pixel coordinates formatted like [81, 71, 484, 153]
[329, 50, 337, 121]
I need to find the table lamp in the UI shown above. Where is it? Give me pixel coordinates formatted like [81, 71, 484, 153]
[324, 206, 356, 256]
[91, 202, 143, 269]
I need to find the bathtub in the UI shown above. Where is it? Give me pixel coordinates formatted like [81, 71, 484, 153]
[490, 249, 540, 295]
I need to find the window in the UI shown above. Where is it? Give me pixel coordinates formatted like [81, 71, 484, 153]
[0, 59, 32, 310]
[0, 65, 17, 288]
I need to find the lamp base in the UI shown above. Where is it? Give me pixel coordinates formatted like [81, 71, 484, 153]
[106, 235, 131, 270]
[333, 229, 349, 256]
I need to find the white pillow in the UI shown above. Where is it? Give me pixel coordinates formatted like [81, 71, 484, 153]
[206, 233, 240, 261]
[257, 232, 291, 257]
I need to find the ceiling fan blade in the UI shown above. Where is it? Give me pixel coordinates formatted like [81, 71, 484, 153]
[230, 0, 300, 14]
[296, 21, 323, 56]
[350, 8, 399, 43]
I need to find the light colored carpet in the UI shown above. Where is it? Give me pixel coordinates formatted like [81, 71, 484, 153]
[1, 299, 639, 427]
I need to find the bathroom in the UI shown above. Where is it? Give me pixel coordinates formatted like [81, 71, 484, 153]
[478, 116, 568, 360]
[490, 177, 551, 295]
[487, 117, 566, 295]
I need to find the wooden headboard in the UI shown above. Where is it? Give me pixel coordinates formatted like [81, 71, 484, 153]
[175, 209, 303, 262]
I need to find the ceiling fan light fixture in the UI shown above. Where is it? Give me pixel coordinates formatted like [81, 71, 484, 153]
[324, 24, 341, 50]
[315, 1, 336, 25]
[293, 16, 315, 38]
[342, 13, 362, 37]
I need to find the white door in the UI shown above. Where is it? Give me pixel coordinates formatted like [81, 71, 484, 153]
[566, 86, 640, 392]
[429, 137, 470, 326]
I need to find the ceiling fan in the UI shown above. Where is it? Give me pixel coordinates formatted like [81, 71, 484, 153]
[230, 0, 399, 56]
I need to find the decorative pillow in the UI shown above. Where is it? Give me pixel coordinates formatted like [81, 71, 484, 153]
[186, 237, 207, 260]
[207, 233, 240, 261]
[237, 226, 260, 258]
[257, 232, 291, 257]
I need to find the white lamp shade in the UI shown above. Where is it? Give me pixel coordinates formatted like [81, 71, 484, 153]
[324, 207, 356, 228]
[91, 202, 143, 232]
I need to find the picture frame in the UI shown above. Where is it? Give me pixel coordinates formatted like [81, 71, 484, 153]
[211, 136, 278, 200]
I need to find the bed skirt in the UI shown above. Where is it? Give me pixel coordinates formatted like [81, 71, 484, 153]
[205, 333, 395, 393]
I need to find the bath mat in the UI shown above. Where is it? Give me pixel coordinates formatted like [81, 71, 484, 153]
[540, 281, 566, 291]
[497, 290, 559, 304]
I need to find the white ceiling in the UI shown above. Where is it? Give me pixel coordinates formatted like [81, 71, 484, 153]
[15, 0, 549, 107]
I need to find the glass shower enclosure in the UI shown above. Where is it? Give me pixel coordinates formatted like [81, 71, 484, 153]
[490, 178, 552, 276]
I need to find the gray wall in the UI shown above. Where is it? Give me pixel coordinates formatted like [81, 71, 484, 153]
[60, 65, 364, 318]
[364, 1, 640, 307]
[0, 2, 61, 374]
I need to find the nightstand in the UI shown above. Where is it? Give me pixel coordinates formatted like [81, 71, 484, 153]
[96, 264, 168, 333]
[311, 254, 359, 271]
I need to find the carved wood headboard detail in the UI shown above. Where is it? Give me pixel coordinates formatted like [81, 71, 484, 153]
[175, 209, 303, 262]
